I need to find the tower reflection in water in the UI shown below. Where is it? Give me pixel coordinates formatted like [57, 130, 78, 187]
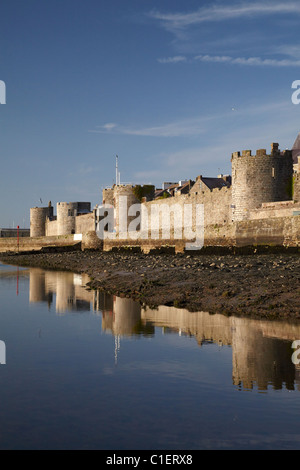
[28, 267, 300, 392]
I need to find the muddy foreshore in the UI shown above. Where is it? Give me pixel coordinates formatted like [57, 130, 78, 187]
[1, 249, 300, 320]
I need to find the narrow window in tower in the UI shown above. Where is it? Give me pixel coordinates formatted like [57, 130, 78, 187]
[272, 167, 275, 178]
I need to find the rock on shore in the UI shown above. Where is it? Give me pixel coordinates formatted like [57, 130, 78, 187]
[1, 250, 300, 320]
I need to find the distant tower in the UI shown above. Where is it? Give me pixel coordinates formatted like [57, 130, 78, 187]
[30, 205, 53, 237]
[56, 202, 91, 235]
[231, 143, 293, 221]
[56, 202, 78, 235]
[113, 185, 140, 234]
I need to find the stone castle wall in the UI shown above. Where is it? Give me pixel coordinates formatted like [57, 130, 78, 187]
[112, 185, 231, 232]
[0, 234, 80, 253]
[294, 173, 300, 203]
[45, 203, 94, 236]
[46, 218, 58, 236]
[27, 141, 300, 252]
[131, 186, 232, 239]
[249, 200, 300, 220]
[235, 215, 300, 247]
[75, 212, 95, 234]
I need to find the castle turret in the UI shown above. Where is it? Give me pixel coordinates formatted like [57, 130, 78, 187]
[57, 202, 77, 235]
[29, 268, 48, 303]
[56, 202, 91, 235]
[231, 143, 293, 221]
[102, 187, 114, 206]
[30, 204, 54, 237]
[113, 185, 140, 234]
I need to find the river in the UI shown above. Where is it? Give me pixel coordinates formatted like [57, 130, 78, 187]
[1, 262, 300, 450]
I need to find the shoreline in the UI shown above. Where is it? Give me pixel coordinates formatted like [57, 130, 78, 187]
[1, 249, 300, 321]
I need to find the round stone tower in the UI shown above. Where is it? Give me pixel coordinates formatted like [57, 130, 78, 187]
[113, 185, 140, 234]
[30, 204, 54, 237]
[231, 143, 293, 221]
[29, 268, 47, 303]
[56, 202, 78, 235]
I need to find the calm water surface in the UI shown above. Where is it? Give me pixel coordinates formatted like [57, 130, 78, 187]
[1, 262, 300, 450]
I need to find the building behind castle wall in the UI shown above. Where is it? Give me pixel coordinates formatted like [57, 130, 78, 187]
[231, 145, 293, 222]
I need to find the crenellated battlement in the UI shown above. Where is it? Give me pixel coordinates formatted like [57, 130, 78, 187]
[231, 142, 294, 221]
[232, 143, 292, 161]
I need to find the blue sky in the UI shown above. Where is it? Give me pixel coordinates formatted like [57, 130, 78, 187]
[1, 0, 300, 227]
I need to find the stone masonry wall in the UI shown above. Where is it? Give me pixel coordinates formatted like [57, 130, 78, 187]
[294, 173, 300, 203]
[102, 188, 114, 205]
[249, 201, 300, 220]
[75, 212, 95, 234]
[103, 186, 234, 252]
[0, 234, 80, 253]
[236, 215, 300, 247]
[46, 212, 95, 236]
[231, 146, 293, 221]
[141, 186, 232, 237]
[46, 219, 58, 236]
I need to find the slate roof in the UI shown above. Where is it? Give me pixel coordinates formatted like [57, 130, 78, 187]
[201, 177, 229, 190]
[292, 132, 300, 163]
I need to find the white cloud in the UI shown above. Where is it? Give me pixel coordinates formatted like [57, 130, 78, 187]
[90, 100, 293, 139]
[90, 117, 208, 137]
[142, 114, 298, 181]
[149, 2, 300, 33]
[194, 54, 300, 67]
[98, 123, 117, 131]
[273, 45, 300, 59]
[157, 55, 187, 64]
[151, 3, 300, 68]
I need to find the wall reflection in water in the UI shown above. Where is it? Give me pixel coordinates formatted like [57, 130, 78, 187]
[28, 267, 300, 392]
